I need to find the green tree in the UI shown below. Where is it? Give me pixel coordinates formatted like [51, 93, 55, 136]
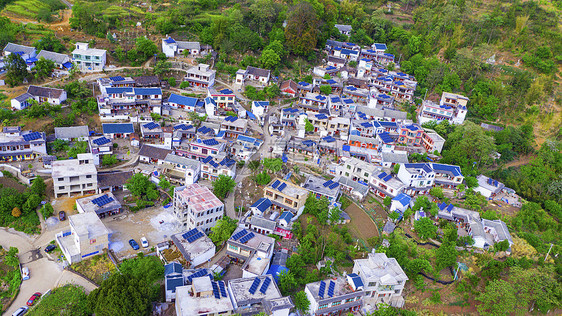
[383, 196, 392, 207]
[476, 279, 517, 316]
[435, 241, 457, 271]
[34, 57, 55, 80]
[5, 53, 28, 86]
[101, 155, 118, 166]
[262, 158, 283, 173]
[22, 194, 42, 213]
[125, 173, 159, 201]
[304, 118, 314, 133]
[278, 270, 297, 295]
[414, 217, 437, 239]
[153, 60, 171, 75]
[429, 187, 444, 199]
[260, 48, 280, 69]
[119, 255, 164, 295]
[30, 176, 46, 197]
[319, 85, 332, 95]
[442, 121, 496, 169]
[33, 34, 65, 53]
[209, 216, 237, 245]
[87, 273, 152, 316]
[254, 171, 271, 186]
[40, 203, 54, 219]
[285, 2, 318, 56]
[248, 160, 261, 171]
[329, 207, 341, 224]
[293, 291, 310, 313]
[212, 175, 236, 199]
[392, 164, 400, 174]
[27, 284, 89, 316]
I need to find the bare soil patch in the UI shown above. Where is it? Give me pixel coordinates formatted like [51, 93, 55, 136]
[0, 176, 26, 193]
[344, 202, 379, 241]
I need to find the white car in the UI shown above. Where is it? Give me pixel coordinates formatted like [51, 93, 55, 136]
[140, 237, 149, 248]
[21, 267, 29, 281]
[12, 306, 28, 316]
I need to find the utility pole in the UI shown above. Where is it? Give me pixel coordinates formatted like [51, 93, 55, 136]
[544, 243, 553, 261]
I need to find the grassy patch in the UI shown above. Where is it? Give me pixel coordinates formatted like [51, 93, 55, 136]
[27, 284, 89, 316]
[0, 246, 21, 313]
[71, 253, 117, 285]
[3, 0, 49, 18]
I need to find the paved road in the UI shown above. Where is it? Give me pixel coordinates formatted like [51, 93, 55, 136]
[0, 228, 98, 315]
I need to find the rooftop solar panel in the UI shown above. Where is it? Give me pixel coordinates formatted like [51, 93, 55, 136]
[271, 180, 281, 189]
[218, 281, 227, 297]
[323, 180, 333, 187]
[239, 232, 255, 244]
[259, 277, 271, 294]
[328, 182, 339, 189]
[277, 183, 287, 192]
[92, 137, 111, 145]
[318, 281, 326, 298]
[249, 277, 261, 294]
[22, 132, 42, 141]
[91, 195, 114, 207]
[181, 228, 199, 240]
[187, 231, 204, 243]
[328, 281, 335, 297]
[143, 122, 159, 130]
[231, 229, 248, 241]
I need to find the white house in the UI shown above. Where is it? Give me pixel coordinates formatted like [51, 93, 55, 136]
[162, 37, 201, 57]
[390, 193, 411, 214]
[251, 101, 269, 123]
[72, 42, 106, 71]
[11, 85, 67, 110]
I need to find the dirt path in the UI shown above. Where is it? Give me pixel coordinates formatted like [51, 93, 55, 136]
[490, 154, 534, 171]
[345, 202, 379, 241]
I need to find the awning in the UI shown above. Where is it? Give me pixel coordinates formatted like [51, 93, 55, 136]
[63, 62, 73, 69]
[246, 111, 257, 120]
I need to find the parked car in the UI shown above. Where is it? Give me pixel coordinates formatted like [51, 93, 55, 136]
[129, 239, 139, 250]
[21, 267, 29, 280]
[26, 292, 41, 306]
[45, 244, 56, 253]
[140, 237, 149, 248]
[12, 306, 28, 316]
[59, 211, 66, 221]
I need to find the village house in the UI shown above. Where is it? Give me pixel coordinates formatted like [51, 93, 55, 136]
[0, 127, 46, 162]
[173, 183, 224, 232]
[97, 87, 162, 119]
[390, 193, 412, 214]
[36, 50, 72, 70]
[250, 198, 273, 216]
[51, 153, 98, 197]
[75, 192, 122, 218]
[226, 228, 275, 277]
[237, 66, 271, 85]
[396, 163, 435, 196]
[11, 85, 67, 110]
[97, 76, 136, 95]
[88, 136, 113, 165]
[280, 79, 298, 97]
[175, 137, 226, 160]
[54, 126, 89, 142]
[168, 93, 200, 111]
[55, 212, 109, 264]
[72, 42, 106, 71]
[170, 228, 216, 267]
[474, 175, 505, 198]
[200, 154, 236, 180]
[304, 277, 364, 316]
[220, 116, 248, 138]
[251, 101, 269, 123]
[432, 163, 464, 189]
[227, 275, 293, 315]
[302, 175, 341, 203]
[162, 37, 201, 57]
[184, 64, 216, 88]
[207, 88, 235, 109]
[138, 144, 172, 164]
[161, 154, 201, 185]
[97, 170, 132, 193]
[353, 251, 408, 308]
[335, 24, 352, 36]
[175, 274, 233, 315]
[141, 121, 164, 139]
[370, 171, 406, 199]
[102, 123, 135, 139]
[263, 178, 308, 214]
[336, 157, 380, 186]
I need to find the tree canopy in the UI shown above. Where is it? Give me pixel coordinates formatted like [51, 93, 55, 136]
[212, 175, 236, 199]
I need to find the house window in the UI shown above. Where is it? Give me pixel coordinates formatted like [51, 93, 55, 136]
[58, 177, 64, 181]
[90, 238, 96, 244]
[86, 175, 92, 179]
[331, 301, 341, 307]
[228, 244, 238, 251]
[319, 304, 329, 309]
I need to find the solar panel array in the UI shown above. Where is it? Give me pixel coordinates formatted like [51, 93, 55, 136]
[187, 270, 207, 282]
[187, 231, 204, 243]
[271, 180, 281, 189]
[328, 182, 339, 189]
[91, 195, 114, 207]
[93, 137, 111, 145]
[202, 138, 219, 146]
[212, 281, 220, 299]
[239, 232, 255, 244]
[277, 183, 287, 192]
[218, 281, 227, 297]
[323, 180, 334, 187]
[259, 277, 271, 294]
[249, 277, 261, 294]
[22, 132, 42, 141]
[318, 281, 326, 298]
[327, 281, 335, 297]
[143, 122, 159, 130]
[383, 174, 392, 181]
[231, 229, 248, 241]
[182, 228, 199, 240]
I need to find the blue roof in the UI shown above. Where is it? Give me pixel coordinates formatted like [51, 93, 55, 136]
[266, 265, 289, 282]
[374, 43, 387, 50]
[204, 96, 216, 106]
[164, 37, 176, 44]
[246, 111, 257, 120]
[251, 198, 272, 213]
[315, 114, 328, 120]
[315, 95, 327, 101]
[106, 87, 133, 94]
[298, 81, 310, 86]
[169, 93, 197, 107]
[26, 57, 38, 63]
[302, 139, 315, 147]
[378, 132, 393, 143]
[322, 136, 336, 143]
[135, 88, 162, 96]
[342, 145, 350, 152]
[348, 273, 364, 288]
[102, 123, 134, 134]
[360, 122, 372, 128]
[224, 116, 238, 122]
[174, 124, 194, 131]
[62, 61, 73, 69]
[253, 101, 269, 107]
[165, 275, 184, 293]
[202, 138, 219, 146]
[379, 121, 398, 128]
[279, 211, 293, 222]
[283, 107, 299, 113]
[432, 163, 463, 177]
[392, 193, 411, 207]
[198, 126, 213, 134]
[326, 79, 337, 84]
[330, 96, 341, 103]
[404, 124, 419, 131]
[164, 262, 183, 275]
[110, 76, 124, 81]
[219, 88, 233, 94]
[326, 66, 336, 71]
[343, 98, 354, 104]
[346, 86, 357, 91]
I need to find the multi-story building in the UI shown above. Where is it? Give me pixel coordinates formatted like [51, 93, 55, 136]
[175, 137, 226, 160]
[304, 277, 364, 316]
[280, 107, 301, 127]
[175, 274, 234, 316]
[236, 66, 271, 85]
[263, 178, 308, 214]
[220, 116, 248, 138]
[356, 105, 408, 123]
[173, 183, 224, 232]
[302, 175, 341, 203]
[72, 42, 106, 71]
[162, 153, 201, 185]
[227, 228, 276, 278]
[52, 153, 98, 197]
[327, 116, 350, 139]
[184, 64, 215, 88]
[418, 92, 469, 125]
[227, 275, 293, 315]
[251, 101, 269, 123]
[396, 163, 435, 196]
[335, 157, 380, 185]
[207, 87, 235, 109]
[55, 212, 109, 264]
[200, 154, 236, 181]
[353, 251, 408, 308]
[0, 127, 46, 162]
[88, 136, 113, 165]
[370, 171, 406, 199]
[97, 87, 162, 119]
[432, 163, 464, 189]
[421, 130, 445, 153]
[299, 92, 328, 109]
[75, 192, 122, 218]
